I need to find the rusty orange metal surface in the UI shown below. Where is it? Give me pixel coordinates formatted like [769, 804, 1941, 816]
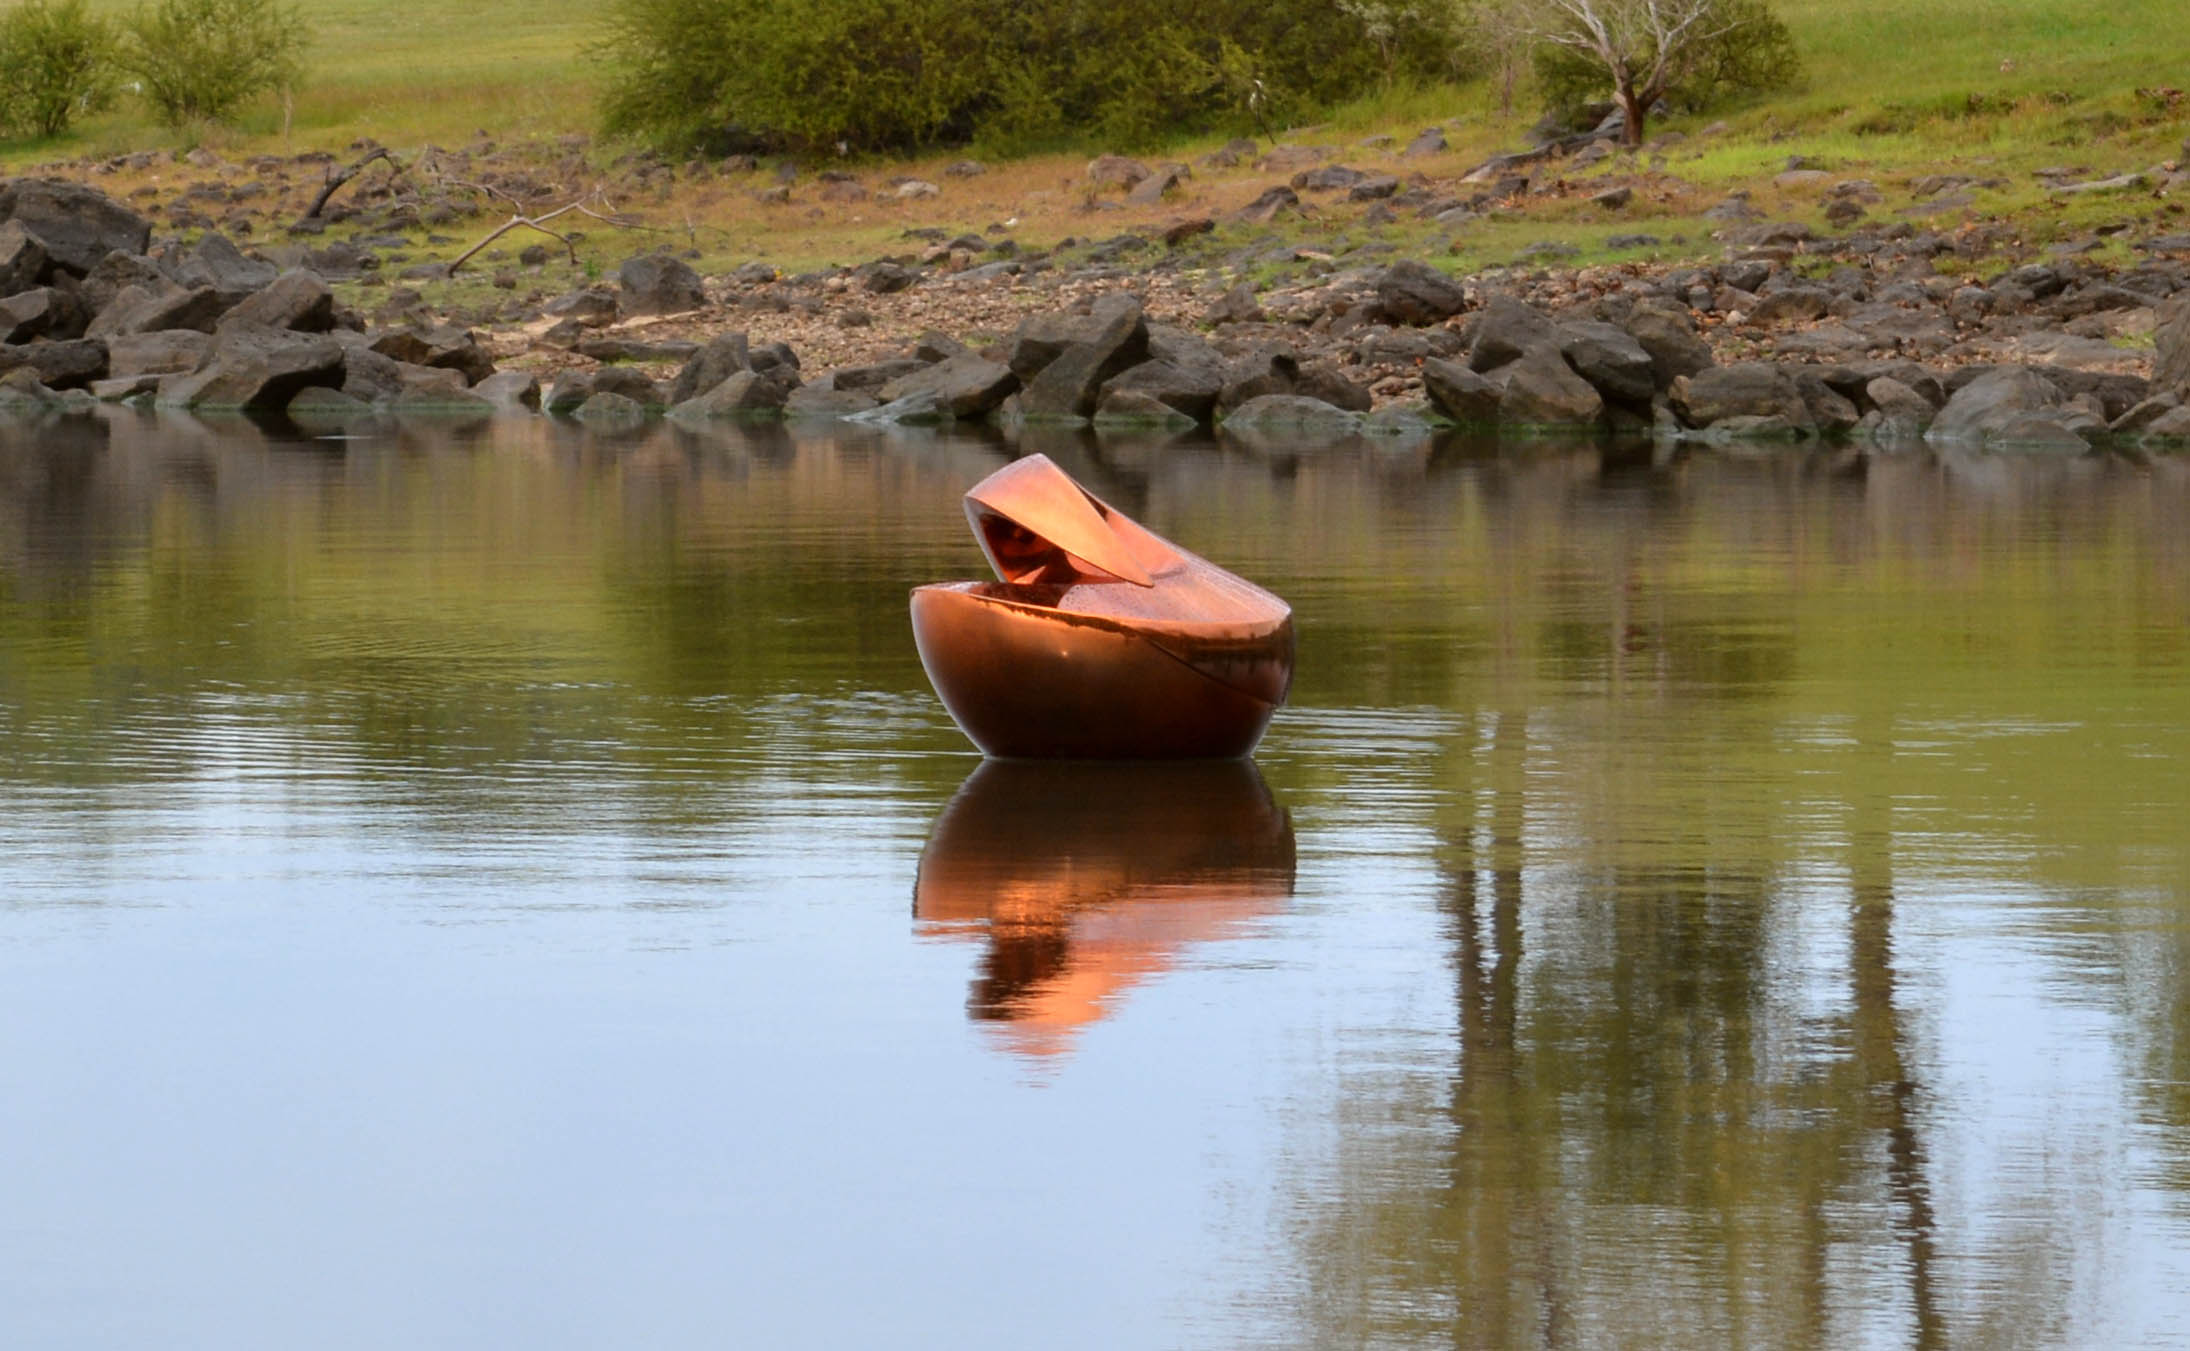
[914, 759, 1296, 1057]
[910, 454, 1293, 759]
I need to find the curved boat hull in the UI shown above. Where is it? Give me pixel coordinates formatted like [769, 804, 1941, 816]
[911, 583, 1291, 760]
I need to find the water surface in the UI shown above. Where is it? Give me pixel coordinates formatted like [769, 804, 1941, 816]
[3, 411, 2188, 1348]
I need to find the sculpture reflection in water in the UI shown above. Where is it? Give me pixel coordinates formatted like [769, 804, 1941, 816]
[910, 453, 1293, 759]
[914, 760, 1296, 1058]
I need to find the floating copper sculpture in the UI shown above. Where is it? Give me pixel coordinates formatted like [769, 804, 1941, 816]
[909, 453, 1293, 759]
[915, 760, 1296, 1057]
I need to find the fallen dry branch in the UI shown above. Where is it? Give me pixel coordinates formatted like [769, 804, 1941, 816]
[304, 146, 395, 220]
[445, 196, 653, 275]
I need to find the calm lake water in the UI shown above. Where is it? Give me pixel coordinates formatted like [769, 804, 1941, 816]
[3, 410, 2189, 1349]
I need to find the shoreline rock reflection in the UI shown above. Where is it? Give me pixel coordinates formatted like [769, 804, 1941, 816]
[913, 759, 1295, 1057]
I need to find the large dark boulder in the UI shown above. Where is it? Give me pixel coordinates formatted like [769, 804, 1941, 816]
[543, 370, 599, 414]
[667, 369, 788, 420]
[0, 179, 152, 276]
[1496, 345, 1603, 426]
[617, 253, 707, 316]
[1146, 323, 1226, 379]
[105, 330, 211, 378]
[88, 283, 226, 338]
[668, 331, 752, 404]
[2156, 294, 2190, 399]
[1864, 377, 1935, 438]
[1557, 320, 1656, 406]
[1020, 293, 1149, 420]
[1377, 259, 1468, 326]
[589, 365, 667, 407]
[0, 220, 49, 294]
[171, 232, 278, 307]
[0, 287, 85, 344]
[1005, 312, 1084, 382]
[1217, 349, 1300, 414]
[1421, 357, 1502, 424]
[1622, 301, 1714, 388]
[78, 251, 170, 318]
[1101, 358, 1223, 422]
[1468, 294, 1559, 373]
[157, 323, 344, 409]
[219, 271, 334, 333]
[1671, 362, 1813, 429]
[0, 336, 107, 389]
[749, 341, 800, 386]
[1293, 361, 1373, 412]
[338, 344, 471, 406]
[1925, 366, 2083, 446]
[875, 353, 1019, 420]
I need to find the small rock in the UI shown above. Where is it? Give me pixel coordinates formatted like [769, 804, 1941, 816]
[667, 369, 786, 420]
[1221, 393, 1362, 432]
[1235, 186, 1302, 224]
[1401, 128, 1447, 158]
[669, 331, 753, 404]
[1162, 216, 1214, 246]
[859, 261, 916, 294]
[1377, 258, 1467, 326]
[784, 385, 880, 418]
[617, 253, 708, 316]
[473, 370, 542, 411]
[1126, 164, 1190, 206]
[1087, 155, 1151, 192]
[573, 391, 651, 425]
[1206, 283, 1265, 326]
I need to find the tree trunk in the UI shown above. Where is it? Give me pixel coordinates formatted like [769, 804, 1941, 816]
[1614, 79, 1646, 148]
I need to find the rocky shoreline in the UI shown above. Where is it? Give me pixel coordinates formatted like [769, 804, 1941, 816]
[5, 168, 2190, 449]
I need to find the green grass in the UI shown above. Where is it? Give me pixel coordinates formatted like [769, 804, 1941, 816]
[65, 0, 609, 150]
[4, 0, 2190, 287]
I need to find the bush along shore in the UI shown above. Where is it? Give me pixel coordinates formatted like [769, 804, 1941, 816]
[6, 166, 2190, 450]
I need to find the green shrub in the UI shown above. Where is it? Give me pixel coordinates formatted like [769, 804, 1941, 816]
[1533, 0, 1802, 127]
[0, 0, 118, 140]
[115, 0, 308, 127]
[595, 0, 1451, 156]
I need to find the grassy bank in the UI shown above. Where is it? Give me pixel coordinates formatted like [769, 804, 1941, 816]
[1, 0, 2187, 286]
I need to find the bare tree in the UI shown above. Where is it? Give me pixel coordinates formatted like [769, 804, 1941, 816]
[1528, 0, 1744, 147]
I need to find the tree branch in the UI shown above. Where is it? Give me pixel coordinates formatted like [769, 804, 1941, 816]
[303, 146, 394, 220]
